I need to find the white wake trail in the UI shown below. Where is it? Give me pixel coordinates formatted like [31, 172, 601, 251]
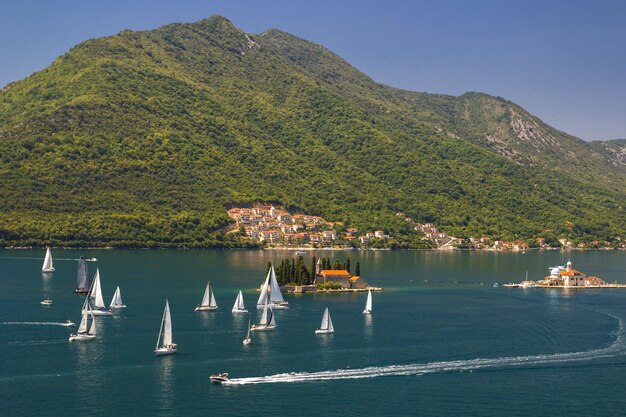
[1, 321, 73, 327]
[225, 317, 625, 386]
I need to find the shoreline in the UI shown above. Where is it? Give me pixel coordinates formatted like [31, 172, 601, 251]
[2, 246, 625, 252]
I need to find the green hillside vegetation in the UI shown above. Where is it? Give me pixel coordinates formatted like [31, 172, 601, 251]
[0, 15, 624, 247]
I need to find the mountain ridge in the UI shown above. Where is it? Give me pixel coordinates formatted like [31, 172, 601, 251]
[0, 15, 624, 247]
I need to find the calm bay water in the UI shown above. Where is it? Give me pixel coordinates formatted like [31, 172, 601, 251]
[1, 249, 625, 416]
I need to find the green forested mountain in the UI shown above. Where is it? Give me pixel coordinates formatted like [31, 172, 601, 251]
[0, 15, 624, 247]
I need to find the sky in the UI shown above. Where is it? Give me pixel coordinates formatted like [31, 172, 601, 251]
[1, 0, 625, 141]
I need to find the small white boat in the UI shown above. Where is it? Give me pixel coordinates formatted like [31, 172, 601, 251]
[42, 247, 55, 273]
[62, 320, 76, 327]
[493, 283, 499, 288]
[315, 307, 335, 334]
[232, 290, 248, 313]
[210, 373, 230, 384]
[155, 299, 177, 356]
[195, 281, 218, 311]
[251, 299, 276, 332]
[362, 289, 372, 315]
[243, 319, 252, 345]
[69, 305, 97, 342]
[109, 286, 126, 308]
[256, 264, 289, 309]
[295, 251, 306, 256]
[40, 297, 53, 306]
[83, 268, 113, 316]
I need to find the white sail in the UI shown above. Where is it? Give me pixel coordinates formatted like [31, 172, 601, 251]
[42, 247, 54, 272]
[92, 268, 106, 309]
[320, 308, 330, 330]
[256, 269, 271, 305]
[327, 311, 334, 332]
[259, 300, 269, 326]
[268, 264, 284, 303]
[364, 289, 372, 313]
[209, 287, 217, 308]
[78, 310, 89, 333]
[162, 300, 173, 346]
[88, 308, 97, 336]
[268, 307, 276, 326]
[200, 282, 211, 307]
[110, 286, 124, 307]
[232, 291, 246, 312]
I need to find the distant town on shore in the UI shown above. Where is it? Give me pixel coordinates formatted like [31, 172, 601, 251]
[227, 205, 626, 251]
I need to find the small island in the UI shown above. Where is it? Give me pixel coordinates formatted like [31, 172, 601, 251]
[504, 261, 626, 289]
[263, 256, 382, 293]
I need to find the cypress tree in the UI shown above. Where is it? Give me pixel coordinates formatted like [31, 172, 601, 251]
[311, 256, 316, 283]
[333, 259, 341, 270]
[346, 258, 351, 274]
[355, 262, 361, 276]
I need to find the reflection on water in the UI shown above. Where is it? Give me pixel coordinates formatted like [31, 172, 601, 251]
[156, 356, 175, 416]
[364, 314, 374, 341]
[72, 337, 105, 415]
[41, 273, 53, 295]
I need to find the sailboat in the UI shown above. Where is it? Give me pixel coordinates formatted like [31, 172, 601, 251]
[256, 263, 288, 309]
[109, 286, 126, 308]
[315, 307, 335, 334]
[250, 299, 276, 332]
[69, 304, 97, 341]
[243, 319, 252, 345]
[363, 289, 373, 315]
[194, 281, 218, 311]
[232, 290, 248, 313]
[84, 268, 113, 316]
[155, 299, 177, 355]
[42, 247, 55, 273]
[74, 256, 91, 293]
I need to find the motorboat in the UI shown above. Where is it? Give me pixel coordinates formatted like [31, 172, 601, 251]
[40, 298, 53, 306]
[62, 320, 76, 327]
[210, 373, 230, 384]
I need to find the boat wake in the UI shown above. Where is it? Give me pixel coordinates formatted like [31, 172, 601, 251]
[224, 316, 625, 386]
[1, 321, 74, 327]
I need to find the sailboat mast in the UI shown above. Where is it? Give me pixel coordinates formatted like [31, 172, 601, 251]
[156, 305, 166, 350]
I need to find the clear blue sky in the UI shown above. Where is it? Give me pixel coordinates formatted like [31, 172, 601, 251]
[1, 0, 625, 140]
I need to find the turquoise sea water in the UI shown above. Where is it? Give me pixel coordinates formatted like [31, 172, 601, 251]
[1, 249, 625, 416]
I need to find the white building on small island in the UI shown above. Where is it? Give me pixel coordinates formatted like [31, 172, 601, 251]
[543, 261, 604, 287]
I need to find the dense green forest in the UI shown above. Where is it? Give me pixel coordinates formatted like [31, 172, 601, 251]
[0, 15, 624, 247]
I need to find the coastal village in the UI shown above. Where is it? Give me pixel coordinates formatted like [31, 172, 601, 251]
[227, 205, 624, 250]
[227, 205, 389, 247]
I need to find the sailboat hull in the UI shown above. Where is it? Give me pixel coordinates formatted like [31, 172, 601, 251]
[256, 302, 288, 310]
[315, 329, 334, 334]
[363, 310, 371, 315]
[155, 346, 177, 356]
[242, 338, 251, 345]
[232, 308, 248, 313]
[250, 324, 276, 332]
[83, 309, 114, 316]
[110, 304, 126, 309]
[42, 268, 55, 273]
[194, 305, 218, 311]
[68, 333, 96, 342]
